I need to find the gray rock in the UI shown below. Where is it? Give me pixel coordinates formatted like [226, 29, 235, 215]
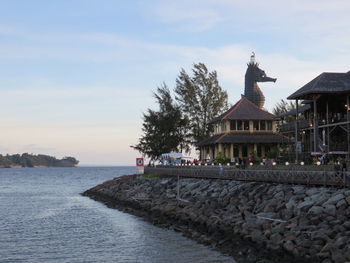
[324, 193, 344, 206]
[297, 200, 315, 212]
[336, 199, 348, 209]
[292, 185, 305, 194]
[346, 195, 350, 205]
[283, 240, 295, 252]
[323, 204, 336, 216]
[308, 205, 324, 215]
[286, 197, 297, 209]
[306, 188, 320, 196]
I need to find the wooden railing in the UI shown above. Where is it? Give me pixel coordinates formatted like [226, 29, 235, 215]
[145, 166, 350, 187]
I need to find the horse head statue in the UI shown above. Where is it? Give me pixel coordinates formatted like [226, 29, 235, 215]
[244, 53, 276, 108]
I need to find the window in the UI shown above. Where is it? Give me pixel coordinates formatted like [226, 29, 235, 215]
[237, 120, 243, 130]
[267, 121, 272, 130]
[220, 121, 226, 132]
[244, 120, 249, 130]
[260, 120, 266, 130]
[253, 120, 259, 131]
[230, 120, 237, 130]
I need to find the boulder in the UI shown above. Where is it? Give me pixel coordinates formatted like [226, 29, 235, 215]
[324, 193, 344, 206]
[308, 205, 324, 215]
[297, 200, 315, 212]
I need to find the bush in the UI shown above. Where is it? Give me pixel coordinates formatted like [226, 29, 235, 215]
[215, 152, 230, 164]
[266, 147, 279, 159]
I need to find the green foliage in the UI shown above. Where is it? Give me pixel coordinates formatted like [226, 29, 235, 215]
[272, 99, 299, 122]
[266, 147, 279, 159]
[215, 152, 230, 164]
[175, 63, 228, 145]
[142, 173, 159, 179]
[0, 153, 79, 167]
[131, 83, 190, 161]
[272, 99, 296, 116]
[253, 151, 261, 163]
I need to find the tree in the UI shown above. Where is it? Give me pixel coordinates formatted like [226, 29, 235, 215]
[131, 83, 190, 161]
[175, 63, 228, 145]
[272, 99, 297, 118]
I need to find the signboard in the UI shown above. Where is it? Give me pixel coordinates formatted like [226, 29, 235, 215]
[136, 158, 144, 174]
[136, 158, 144, 167]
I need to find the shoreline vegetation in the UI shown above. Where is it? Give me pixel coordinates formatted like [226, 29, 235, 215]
[0, 153, 79, 168]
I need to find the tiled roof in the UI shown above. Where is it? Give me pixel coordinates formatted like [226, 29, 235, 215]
[210, 96, 276, 123]
[287, 72, 350, 100]
[197, 132, 291, 147]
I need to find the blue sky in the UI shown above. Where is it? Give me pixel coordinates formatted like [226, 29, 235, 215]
[1, 0, 350, 165]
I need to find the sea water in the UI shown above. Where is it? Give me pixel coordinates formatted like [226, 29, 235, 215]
[0, 167, 235, 263]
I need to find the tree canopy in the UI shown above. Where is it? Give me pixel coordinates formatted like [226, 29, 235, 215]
[0, 153, 79, 168]
[272, 99, 297, 117]
[175, 63, 228, 144]
[131, 83, 190, 161]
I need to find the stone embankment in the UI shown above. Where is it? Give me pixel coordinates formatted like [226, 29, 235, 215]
[83, 174, 350, 263]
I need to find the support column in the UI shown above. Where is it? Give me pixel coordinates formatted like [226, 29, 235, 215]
[326, 101, 330, 154]
[295, 99, 299, 163]
[347, 96, 350, 161]
[313, 97, 318, 153]
[230, 144, 234, 159]
[218, 143, 223, 154]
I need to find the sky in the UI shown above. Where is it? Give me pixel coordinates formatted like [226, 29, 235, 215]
[1, 0, 350, 165]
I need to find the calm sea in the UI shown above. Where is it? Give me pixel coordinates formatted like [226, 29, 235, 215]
[0, 167, 235, 263]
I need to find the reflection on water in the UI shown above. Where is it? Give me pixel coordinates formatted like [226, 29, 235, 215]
[0, 167, 235, 263]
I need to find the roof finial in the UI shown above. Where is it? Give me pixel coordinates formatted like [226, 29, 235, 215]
[250, 52, 256, 64]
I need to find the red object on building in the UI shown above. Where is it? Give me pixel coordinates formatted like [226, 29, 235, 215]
[136, 158, 144, 167]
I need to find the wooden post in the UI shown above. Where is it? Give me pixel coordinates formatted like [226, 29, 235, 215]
[295, 99, 299, 163]
[347, 96, 350, 161]
[326, 101, 330, 154]
[313, 97, 318, 153]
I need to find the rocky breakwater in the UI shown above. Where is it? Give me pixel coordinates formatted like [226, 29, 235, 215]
[83, 174, 350, 263]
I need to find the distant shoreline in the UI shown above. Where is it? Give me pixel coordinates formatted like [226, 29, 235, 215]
[0, 165, 78, 168]
[0, 153, 79, 168]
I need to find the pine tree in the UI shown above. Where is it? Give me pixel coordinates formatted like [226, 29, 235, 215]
[175, 63, 228, 145]
[131, 83, 190, 161]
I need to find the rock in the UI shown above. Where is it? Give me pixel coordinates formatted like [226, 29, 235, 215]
[270, 232, 283, 244]
[292, 185, 304, 194]
[343, 221, 350, 230]
[323, 204, 336, 216]
[324, 193, 344, 206]
[286, 197, 297, 209]
[308, 205, 324, 215]
[283, 240, 295, 252]
[331, 248, 348, 263]
[346, 195, 350, 205]
[297, 200, 315, 212]
[336, 199, 348, 209]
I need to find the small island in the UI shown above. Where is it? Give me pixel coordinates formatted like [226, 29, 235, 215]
[0, 153, 79, 168]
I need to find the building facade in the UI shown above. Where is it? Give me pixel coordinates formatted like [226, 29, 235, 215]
[198, 96, 288, 160]
[281, 71, 350, 161]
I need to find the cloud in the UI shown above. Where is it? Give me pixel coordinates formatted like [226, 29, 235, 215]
[150, 0, 221, 31]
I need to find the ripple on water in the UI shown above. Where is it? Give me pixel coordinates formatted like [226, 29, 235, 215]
[0, 167, 235, 263]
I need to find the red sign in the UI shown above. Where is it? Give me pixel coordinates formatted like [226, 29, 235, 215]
[136, 158, 144, 167]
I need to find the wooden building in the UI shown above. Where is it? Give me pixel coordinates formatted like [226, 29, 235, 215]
[281, 71, 350, 161]
[198, 96, 288, 160]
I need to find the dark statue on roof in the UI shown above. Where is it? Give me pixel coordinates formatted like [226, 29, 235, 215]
[244, 52, 276, 108]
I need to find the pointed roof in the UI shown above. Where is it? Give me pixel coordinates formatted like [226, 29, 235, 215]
[210, 96, 276, 124]
[287, 72, 350, 100]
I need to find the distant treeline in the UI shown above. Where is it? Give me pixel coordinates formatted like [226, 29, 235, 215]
[0, 153, 79, 168]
